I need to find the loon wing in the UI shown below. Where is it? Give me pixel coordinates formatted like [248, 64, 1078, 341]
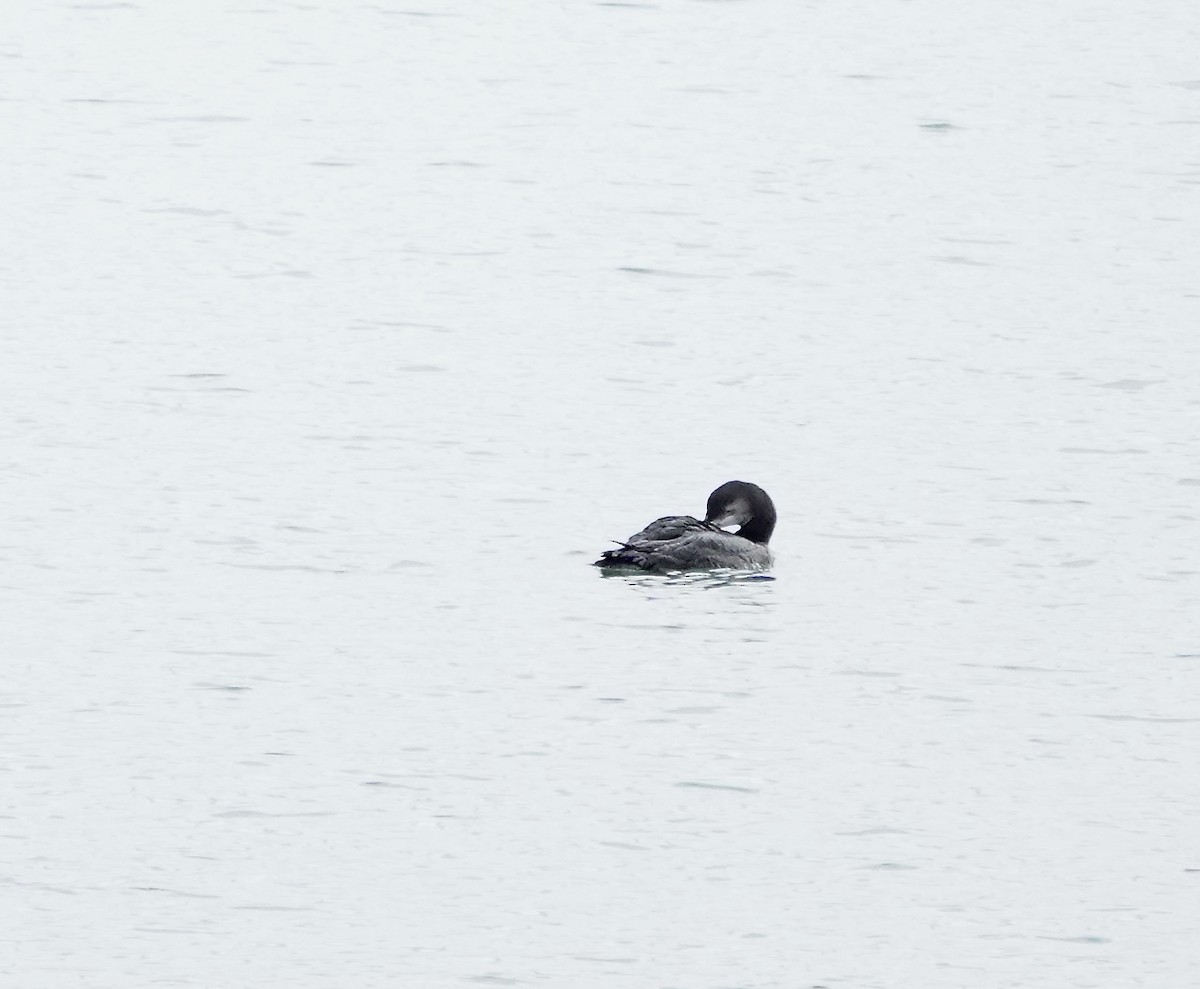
[596, 515, 724, 570]
[624, 514, 715, 545]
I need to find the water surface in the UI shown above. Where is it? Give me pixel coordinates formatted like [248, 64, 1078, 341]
[4, 1, 1199, 986]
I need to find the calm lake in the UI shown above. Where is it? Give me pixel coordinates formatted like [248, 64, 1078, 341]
[5, 0, 1199, 986]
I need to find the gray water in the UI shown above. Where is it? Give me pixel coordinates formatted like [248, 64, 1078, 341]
[5, 1, 1199, 986]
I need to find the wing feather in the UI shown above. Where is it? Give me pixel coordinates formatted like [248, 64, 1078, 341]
[595, 516, 769, 571]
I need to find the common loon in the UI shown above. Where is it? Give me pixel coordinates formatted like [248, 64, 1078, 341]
[594, 480, 776, 573]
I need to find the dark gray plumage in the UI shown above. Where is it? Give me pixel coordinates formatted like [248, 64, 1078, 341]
[595, 481, 776, 573]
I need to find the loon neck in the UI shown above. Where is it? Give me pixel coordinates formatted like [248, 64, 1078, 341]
[737, 515, 774, 544]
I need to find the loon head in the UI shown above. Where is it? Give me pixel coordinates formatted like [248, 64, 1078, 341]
[704, 480, 776, 544]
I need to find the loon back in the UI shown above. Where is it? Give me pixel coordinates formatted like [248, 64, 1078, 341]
[595, 515, 771, 572]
